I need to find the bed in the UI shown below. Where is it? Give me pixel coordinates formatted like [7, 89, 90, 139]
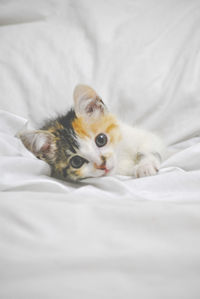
[1, 0, 200, 298]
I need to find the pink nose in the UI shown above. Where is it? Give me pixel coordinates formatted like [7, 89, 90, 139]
[94, 157, 108, 172]
[94, 163, 106, 169]
[95, 164, 109, 173]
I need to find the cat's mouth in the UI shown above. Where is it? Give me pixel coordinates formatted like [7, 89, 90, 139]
[95, 162, 109, 173]
[94, 164, 113, 176]
[102, 166, 114, 176]
[96, 165, 112, 174]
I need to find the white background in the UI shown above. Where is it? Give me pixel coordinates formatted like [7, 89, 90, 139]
[0, 1, 200, 298]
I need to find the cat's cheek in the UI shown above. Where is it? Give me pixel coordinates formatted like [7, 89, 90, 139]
[79, 163, 103, 179]
[91, 167, 106, 178]
[105, 153, 117, 175]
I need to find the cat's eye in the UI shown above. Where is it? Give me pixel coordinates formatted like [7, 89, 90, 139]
[70, 155, 86, 169]
[95, 133, 108, 147]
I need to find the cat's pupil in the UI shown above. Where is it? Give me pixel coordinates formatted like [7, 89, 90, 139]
[95, 133, 107, 147]
[70, 155, 85, 169]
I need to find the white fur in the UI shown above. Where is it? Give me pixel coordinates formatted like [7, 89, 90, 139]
[75, 121, 165, 179]
[116, 122, 165, 177]
[76, 131, 117, 179]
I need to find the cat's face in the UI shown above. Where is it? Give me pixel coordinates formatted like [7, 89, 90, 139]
[20, 85, 121, 182]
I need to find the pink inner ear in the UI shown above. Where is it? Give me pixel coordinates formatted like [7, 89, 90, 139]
[86, 99, 104, 115]
[41, 143, 50, 152]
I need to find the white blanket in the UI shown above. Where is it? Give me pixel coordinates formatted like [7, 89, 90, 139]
[1, 1, 200, 298]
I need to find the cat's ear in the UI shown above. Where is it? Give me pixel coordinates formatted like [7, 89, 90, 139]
[19, 130, 56, 161]
[73, 85, 107, 119]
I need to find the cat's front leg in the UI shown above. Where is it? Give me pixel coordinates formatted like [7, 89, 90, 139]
[133, 152, 161, 178]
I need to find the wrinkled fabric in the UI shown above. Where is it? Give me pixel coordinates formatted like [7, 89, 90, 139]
[1, 1, 200, 298]
[0, 0, 200, 145]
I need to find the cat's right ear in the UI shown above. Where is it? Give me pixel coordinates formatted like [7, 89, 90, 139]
[19, 130, 56, 161]
[73, 85, 107, 119]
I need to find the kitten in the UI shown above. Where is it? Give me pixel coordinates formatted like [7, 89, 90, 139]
[19, 85, 165, 182]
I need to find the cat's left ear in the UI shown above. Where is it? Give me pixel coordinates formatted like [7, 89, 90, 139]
[73, 85, 107, 119]
[19, 130, 56, 161]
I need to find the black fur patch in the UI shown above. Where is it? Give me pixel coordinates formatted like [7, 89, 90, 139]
[57, 109, 76, 130]
[41, 109, 79, 155]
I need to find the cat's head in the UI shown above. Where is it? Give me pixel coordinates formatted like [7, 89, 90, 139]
[20, 85, 122, 182]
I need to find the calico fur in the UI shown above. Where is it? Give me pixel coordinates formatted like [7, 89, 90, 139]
[19, 85, 165, 182]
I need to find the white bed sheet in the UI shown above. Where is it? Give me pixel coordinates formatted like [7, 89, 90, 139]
[1, 102, 200, 299]
[1, 0, 200, 298]
[1, 192, 200, 299]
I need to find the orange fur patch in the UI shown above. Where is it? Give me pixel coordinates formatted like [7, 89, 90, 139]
[72, 117, 90, 138]
[72, 113, 122, 144]
[75, 169, 82, 177]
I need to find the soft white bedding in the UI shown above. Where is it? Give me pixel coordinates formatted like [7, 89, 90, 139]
[1, 0, 200, 298]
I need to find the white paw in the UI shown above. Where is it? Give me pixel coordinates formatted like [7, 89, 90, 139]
[135, 159, 160, 178]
